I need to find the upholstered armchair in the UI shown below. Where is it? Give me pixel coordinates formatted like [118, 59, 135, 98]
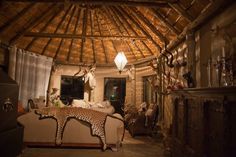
[127, 103, 158, 137]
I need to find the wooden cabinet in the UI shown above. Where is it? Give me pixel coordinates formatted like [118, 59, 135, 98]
[0, 46, 9, 73]
[171, 87, 236, 157]
[0, 70, 23, 157]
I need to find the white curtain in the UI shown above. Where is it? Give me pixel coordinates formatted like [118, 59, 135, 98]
[8, 46, 53, 108]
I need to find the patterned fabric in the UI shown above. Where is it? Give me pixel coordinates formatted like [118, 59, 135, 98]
[35, 107, 108, 150]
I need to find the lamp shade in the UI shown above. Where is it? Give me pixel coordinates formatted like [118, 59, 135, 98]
[114, 51, 127, 73]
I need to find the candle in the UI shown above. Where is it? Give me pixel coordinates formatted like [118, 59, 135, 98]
[222, 47, 225, 57]
[217, 55, 221, 62]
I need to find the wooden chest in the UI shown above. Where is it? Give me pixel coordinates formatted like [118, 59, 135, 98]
[0, 70, 19, 132]
[171, 87, 236, 157]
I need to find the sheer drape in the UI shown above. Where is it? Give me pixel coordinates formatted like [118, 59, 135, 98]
[8, 46, 53, 108]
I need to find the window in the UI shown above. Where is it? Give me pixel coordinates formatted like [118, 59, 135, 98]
[60, 75, 84, 104]
[143, 75, 158, 104]
[104, 78, 126, 115]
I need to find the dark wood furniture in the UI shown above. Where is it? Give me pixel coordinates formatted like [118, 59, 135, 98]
[127, 104, 159, 137]
[171, 87, 236, 157]
[0, 70, 24, 157]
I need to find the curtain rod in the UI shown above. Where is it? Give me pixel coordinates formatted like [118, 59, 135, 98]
[0, 40, 52, 60]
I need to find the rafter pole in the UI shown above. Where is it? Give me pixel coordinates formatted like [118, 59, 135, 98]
[112, 7, 152, 57]
[80, 7, 88, 62]
[95, 10, 108, 63]
[0, 3, 35, 34]
[168, 3, 194, 22]
[54, 6, 76, 59]
[67, 8, 82, 61]
[4, 0, 171, 7]
[115, 7, 150, 57]
[128, 7, 169, 44]
[115, 6, 161, 51]
[111, 7, 144, 57]
[41, 4, 72, 55]
[141, 41, 154, 55]
[25, 5, 63, 50]
[112, 7, 140, 37]
[24, 32, 147, 40]
[99, 9, 127, 60]
[164, 0, 230, 53]
[111, 8, 154, 56]
[103, 7, 137, 60]
[151, 8, 181, 35]
[9, 4, 55, 45]
[54, 39, 63, 59]
[90, 10, 96, 63]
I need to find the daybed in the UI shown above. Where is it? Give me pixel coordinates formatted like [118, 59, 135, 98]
[17, 107, 124, 151]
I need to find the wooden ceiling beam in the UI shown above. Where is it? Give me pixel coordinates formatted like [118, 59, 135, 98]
[24, 32, 148, 40]
[67, 8, 82, 61]
[150, 8, 181, 35]
[25, 5, 64, 50]
[103, 7, 137, 60]
[111, 7, 154, 57]
[116, 6, 162, 51]
[111, 7, 145, 58]
[54, 6, 76, 59]
[109, 8, 145, 58]
[4, 0, 171, 7]
[80, 7, 88, 62]
[41, 5, 72, 55]
[0, 3, 35, 34]
[168, 3, 194, 22]
[165, 0, 232, 52]
[128, 7, 169, 44]
[90, 10, 96, 63]
[95, 10, 108, 63]
[9, 4, 55, 44]
[100, 9, 139, 61]
[141, 40, 154, 56]
[54, 39, 63, 59]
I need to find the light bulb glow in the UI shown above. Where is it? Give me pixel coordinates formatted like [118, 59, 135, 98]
[114, 51, 127, 73]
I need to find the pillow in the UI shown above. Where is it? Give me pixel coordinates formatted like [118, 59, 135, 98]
[138, 102, 147, 112]
[94, 102, 105, 108]
[102, 100, 111, 108]
[33, 98, 46, 109]
[149, 103, 155, 109]
[93, 100, 111, 108]
[72, 99, 90, 108]
[37, 96, 46, 108]
[88, 101, 103, 108]
[28, 99, 38, 112]
[145, 108, 154, 117]
[145, 103, 157, 117]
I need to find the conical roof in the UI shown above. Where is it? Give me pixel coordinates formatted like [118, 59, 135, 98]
[0, 0, 232, 66]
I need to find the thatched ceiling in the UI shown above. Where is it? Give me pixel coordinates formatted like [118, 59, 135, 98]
[0, 0, 233, 66]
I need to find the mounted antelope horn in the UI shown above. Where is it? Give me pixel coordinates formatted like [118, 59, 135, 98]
[160, 45, 174, 68]
[160, 48, 169, 64]
[164, 44, 174, 68]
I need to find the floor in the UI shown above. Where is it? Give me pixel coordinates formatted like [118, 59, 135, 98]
[20, 130, 168, 157]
